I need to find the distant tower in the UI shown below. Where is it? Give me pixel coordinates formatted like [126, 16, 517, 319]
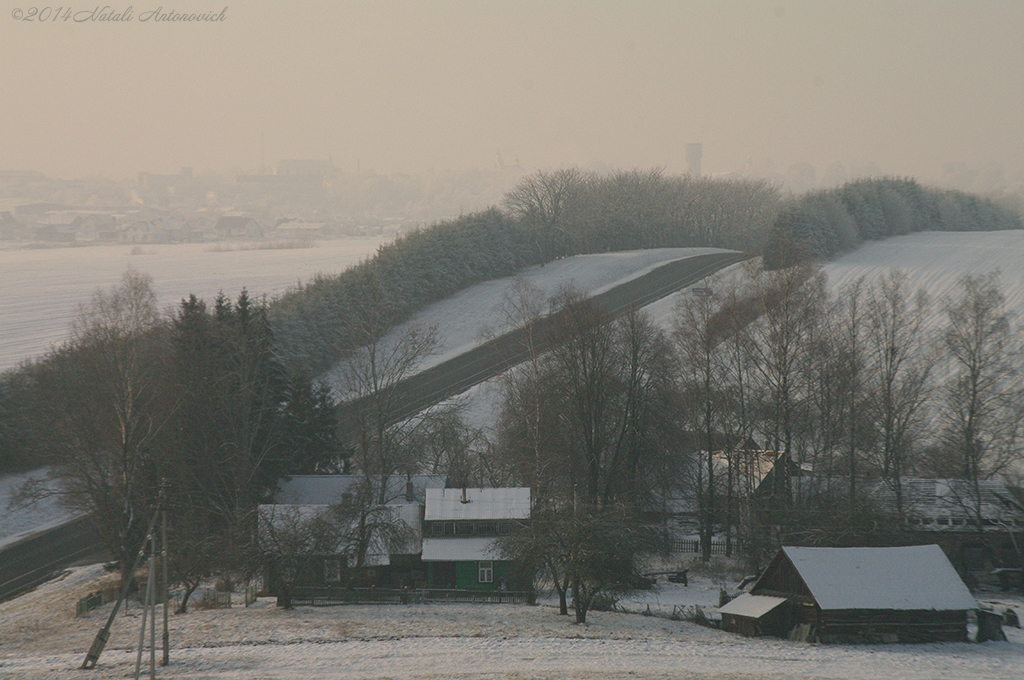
[685, 143, 703, 176]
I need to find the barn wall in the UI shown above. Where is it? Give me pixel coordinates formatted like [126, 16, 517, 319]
[821, 609, 967, 643]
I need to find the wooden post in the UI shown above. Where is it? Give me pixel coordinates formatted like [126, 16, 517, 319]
[161, 484, 169, 666]
[82, 508, 161, 670]
[134, 530, 156, 680]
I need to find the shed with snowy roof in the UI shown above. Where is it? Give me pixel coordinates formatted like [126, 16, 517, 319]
[421, 487, 531, 591]
[719, 545, 977, 643]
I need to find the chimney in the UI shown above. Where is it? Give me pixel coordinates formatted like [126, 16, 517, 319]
[406, 480, 414, 502]
[460, 487, 469, 504]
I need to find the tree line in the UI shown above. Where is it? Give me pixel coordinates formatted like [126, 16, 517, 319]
[483, 264, 1023, 618]
[764, 177, 1023, 268]
[3, 271, 340, 609]
[1, 169, 1021, 616]
[270, 169, 783, 376]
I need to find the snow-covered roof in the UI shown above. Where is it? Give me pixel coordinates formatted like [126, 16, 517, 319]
[872, 478, 1024, 529]
[421, 537, 501, 562]
[778, 545, 977, 611]
[718, 593, 788, 618]
[256, 502, 421, 564]
[276, 474, 446, 506]
[424, 488, 531, 521]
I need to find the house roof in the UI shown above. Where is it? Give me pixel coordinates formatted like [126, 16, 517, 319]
[424, 488, 531, 521]
[421, 537, 501, 562]
[872, 478, 1024, 529]
[256, 502, 421, 563]
[718, 593, 788, 618]
[771, 545, 977, 612]
[276, 474, 446, 506]
[214, 215, 259, 230]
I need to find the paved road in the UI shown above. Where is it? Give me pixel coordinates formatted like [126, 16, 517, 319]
[0, 515, 107, 602]
[339, 250, 746, 426]
[0, 250, 744, 599]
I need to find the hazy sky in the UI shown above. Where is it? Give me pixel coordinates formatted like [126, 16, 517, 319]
[2, 1, 1021, 184]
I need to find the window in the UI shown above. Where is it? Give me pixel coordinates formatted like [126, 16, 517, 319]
[325, 559, 341, 583]
[478, 561, 494, 583]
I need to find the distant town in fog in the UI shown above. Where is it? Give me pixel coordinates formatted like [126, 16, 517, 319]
[2, 150, 1021, 248]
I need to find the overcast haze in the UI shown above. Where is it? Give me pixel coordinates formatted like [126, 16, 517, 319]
[2, 1, 1021, 185]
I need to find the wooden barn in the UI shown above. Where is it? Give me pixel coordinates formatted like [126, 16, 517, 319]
[719, 545, 977, 643]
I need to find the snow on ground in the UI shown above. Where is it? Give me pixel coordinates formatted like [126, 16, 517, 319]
[820, 230, 1024, 330]
[1, 563, 1021, 679]
[324, 248, 732, 393]
[0, 237, 392, 371]
[0, 468, 79, 549]
[446, 230, 1024, 440]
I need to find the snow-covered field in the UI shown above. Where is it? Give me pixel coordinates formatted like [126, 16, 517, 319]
[392, 231, 1024, 431]
[820, 230, 1024, 331]
[1, 563, 1021, 680]
[0, 237, 392, 371]
[6, 232, 1023, 537]
[324, 247, 732, 392]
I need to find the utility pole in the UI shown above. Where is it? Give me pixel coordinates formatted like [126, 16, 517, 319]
[134, 528, 157, 680]
[161, 480, 170, 666]
[82, 497, 170, 675]
[81, 508, 160, 670]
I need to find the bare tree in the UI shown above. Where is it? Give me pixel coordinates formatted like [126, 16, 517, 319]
[940, 272, 1024, 516]
[493, 289, 677, 617]
[673, 283, 729, 561]
[502, 168, 587, 262]
[745, 261, 825, 511]
[20, 269, 167, 579]
[498, 498, 650, 624]
[338, 268, 442, 504]
[864, 270, 935, 515]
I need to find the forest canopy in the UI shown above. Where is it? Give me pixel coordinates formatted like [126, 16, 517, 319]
[763, 177, 1023, 269]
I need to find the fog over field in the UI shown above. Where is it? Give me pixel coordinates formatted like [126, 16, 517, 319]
[0, 237, 391, 371]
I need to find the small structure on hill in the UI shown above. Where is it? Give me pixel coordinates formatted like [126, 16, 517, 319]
[719, 545, 977, 643]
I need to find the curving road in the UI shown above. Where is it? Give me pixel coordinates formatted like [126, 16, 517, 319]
[339, 250, 747, 426]
[0, 250, 745, 600]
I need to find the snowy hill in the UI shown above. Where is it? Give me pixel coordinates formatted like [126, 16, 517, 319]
[1, 562, 1021, 679]
[5, 232, 1023, 543]
[320, 230, 1024, 431]
[323, 247, 732, 393]
[820, 230, 1024, 328]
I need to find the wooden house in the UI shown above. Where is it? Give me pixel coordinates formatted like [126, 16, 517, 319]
[259, 474, 446, 591]
[421, 487, 530, 591]
[719, 545, 977, 643]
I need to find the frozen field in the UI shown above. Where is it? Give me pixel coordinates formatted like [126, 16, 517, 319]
[0, 563, 1021, 680]
[0, 237, 392, 371]
[388, 231, 1024, 431]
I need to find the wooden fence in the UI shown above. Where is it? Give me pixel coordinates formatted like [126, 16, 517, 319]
[283, 587, 530, 608]
[667, 539, 732, 556]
